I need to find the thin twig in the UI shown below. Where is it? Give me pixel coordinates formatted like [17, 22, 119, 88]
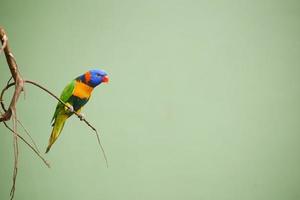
[3, 121, 50, 167]
[17, 119, 41, 153]
[10, 110, 18, 199]
[7, 76, 13, 86]
[94, 129, 108, 167]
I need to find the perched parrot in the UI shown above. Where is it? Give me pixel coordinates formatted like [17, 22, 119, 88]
[45, 69, 109, 153]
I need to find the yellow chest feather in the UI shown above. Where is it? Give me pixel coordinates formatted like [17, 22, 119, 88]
[73, 81, 93, 99]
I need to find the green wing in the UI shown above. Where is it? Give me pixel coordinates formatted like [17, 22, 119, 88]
[51, 80, 76, 125]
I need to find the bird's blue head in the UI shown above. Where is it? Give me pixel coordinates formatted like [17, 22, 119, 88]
[77, 69, 109, 87]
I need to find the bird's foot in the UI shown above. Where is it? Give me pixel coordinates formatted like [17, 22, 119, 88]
[64, 103, 74, 113]
[78, 113, 85, 121]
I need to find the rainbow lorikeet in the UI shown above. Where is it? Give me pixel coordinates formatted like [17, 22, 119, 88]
[45, 69, 109, 153]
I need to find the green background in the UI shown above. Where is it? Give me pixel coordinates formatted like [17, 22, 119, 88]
[1, 0, 300, 199]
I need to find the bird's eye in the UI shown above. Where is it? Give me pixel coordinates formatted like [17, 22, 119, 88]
[96, 74, 101, 77]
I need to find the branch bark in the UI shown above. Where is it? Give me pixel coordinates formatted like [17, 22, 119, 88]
[0, 27, 24, 122]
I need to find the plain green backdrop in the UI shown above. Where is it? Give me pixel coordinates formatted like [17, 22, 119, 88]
[0, 0, 300, 199]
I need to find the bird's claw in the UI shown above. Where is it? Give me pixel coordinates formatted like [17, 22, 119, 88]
[68, 106, 74, 112]
[64, 103, 74, 113]
[78, 113, 85, 121]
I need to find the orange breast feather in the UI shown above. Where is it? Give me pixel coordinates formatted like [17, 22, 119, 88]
[73, 81, 93, 99]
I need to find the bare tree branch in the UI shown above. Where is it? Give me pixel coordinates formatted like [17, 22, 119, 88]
[0, 26, 107, 200]
[0, 26, 23, 199]
[0, 27, 24, 122]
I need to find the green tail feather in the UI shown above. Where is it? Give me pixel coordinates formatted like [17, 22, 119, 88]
[46, 114, 68, 153]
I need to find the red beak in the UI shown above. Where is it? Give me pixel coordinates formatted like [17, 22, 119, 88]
[102, 75, 109, 83]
